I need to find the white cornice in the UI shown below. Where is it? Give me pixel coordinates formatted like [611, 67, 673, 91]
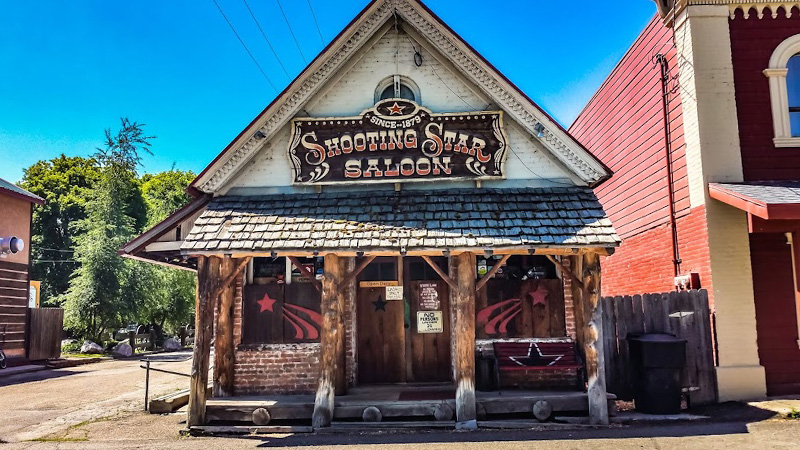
[195, 0, 607, 194]
[669, 1, 800, 22]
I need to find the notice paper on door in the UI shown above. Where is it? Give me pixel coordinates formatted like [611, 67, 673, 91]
[385, 285, 404, 301]
[417, 311, 443, 333]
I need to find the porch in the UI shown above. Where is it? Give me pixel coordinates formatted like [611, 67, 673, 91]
[204, 384, 617, 425]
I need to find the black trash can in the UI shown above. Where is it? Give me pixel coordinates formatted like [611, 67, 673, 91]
[627, 333, 686, 414]
[476, 349, 497, 392]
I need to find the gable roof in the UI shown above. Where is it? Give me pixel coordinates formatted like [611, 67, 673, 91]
[0, 177, 44, 205]
[189, 0, 611, 196]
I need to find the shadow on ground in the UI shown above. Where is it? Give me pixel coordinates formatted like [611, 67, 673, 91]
[0, 369, 78, 387]
[237, 402, 787, 448]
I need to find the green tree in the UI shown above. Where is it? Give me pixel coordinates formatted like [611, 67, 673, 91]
[60, 118, 153, 341]
[19, 155, 100, 304]
[137, 169, 197, 335]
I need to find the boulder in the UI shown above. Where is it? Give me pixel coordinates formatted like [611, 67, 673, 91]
[61, 339, 77, 347]
[80, 340, 104, 354]
[163, 337, 182, 351]
[112, 340, 133, 357]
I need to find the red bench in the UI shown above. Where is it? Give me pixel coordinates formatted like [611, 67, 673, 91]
[493, 341, 584, 390]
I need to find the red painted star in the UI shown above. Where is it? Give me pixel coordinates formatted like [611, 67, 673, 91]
[528, 285, 549, 307]
[257, 292, 277, 313]
[387, 102, 405, 115]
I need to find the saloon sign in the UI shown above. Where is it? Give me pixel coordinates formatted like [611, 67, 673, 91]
[288, 99, 508, 184]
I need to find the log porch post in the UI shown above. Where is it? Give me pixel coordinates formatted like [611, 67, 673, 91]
[452, 252, 477, 429]
[213, 256, 237, 397]
[573, 251, 609, 425]
[312, 253, 344, 428]
[335, 256, 354, 394]
[188, 255, 218, 427]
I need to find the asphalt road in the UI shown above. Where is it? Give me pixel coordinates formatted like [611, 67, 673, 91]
[0, 351, 193, 443]
[1, 355, 798, 449]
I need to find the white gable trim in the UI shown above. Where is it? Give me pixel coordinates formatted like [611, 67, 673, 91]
[194, 0, 608, 194]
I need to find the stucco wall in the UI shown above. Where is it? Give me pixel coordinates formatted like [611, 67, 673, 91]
[0, 193, 32, 265]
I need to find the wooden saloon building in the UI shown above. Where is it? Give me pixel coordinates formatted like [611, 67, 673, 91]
[122, 0, 619, 429]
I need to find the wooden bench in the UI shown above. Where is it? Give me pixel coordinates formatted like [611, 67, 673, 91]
[493, 341, 584, 390]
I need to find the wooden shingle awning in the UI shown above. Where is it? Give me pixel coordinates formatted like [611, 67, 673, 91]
[181, 187, 619, 257]
[709, 181, 800, 220]
[119, 195, 210, 270]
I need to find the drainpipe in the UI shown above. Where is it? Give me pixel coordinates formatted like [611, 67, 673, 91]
[655, 53, 682, 278]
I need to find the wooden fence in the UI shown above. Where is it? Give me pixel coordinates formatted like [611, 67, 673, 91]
[600, 289, 717, 405]
[27, 307, 64, 360]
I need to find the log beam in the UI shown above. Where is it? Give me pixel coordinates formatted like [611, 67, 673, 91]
[422, 255, 457, 290]
[209, 257, 250, 300]
[337, 255, 376, 290]
[475, 254, 510, 292]
[451, 252, 477, 429]
[546, 255, 584, 290]
[312, 254, 344, 428]
[188, 256, 218, 427]
[577, 252, 608, 425]
[213, 256, 237, 397]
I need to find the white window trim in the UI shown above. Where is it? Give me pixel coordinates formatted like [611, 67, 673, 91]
[374, 75, 421, 104]
[764, 33, 800, 148]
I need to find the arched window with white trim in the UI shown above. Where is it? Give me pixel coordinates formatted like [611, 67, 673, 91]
[788, 53, 800, 137]
[764, 34, 800, 147]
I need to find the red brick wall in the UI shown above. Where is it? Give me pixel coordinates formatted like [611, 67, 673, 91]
[234, 344, 320, 395]
[600, 206, 713, 303]
[729, 7, 800, 179]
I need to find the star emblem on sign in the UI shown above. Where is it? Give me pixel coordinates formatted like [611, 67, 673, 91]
[387, 102, 405, 115]
[372, 295, 387, 312]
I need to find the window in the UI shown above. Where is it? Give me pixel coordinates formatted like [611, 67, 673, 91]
[789, 54, 800, 137]
[374, 75, 419, 103]
[764, 35, 800, 147]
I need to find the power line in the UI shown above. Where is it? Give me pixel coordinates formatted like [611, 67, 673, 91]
[306, 0, 325, 45]
[212, 0, 278, 92]
[242, 0, 291, 79]
[275, 0, 307, 63]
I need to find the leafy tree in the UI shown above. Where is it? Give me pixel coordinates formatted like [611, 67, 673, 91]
[60, 118, 153, 341]
[140, 169, 196, 225]
[137, 169, 197, 335]
[19, 155, 100, 304]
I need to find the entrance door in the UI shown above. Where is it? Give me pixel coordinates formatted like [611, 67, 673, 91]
[356, 257, 451, 384]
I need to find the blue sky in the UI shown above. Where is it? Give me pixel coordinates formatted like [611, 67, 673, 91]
[0, 1, 656, 183]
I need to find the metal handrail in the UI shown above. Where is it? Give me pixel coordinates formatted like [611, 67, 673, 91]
[140, 353, 212, 412]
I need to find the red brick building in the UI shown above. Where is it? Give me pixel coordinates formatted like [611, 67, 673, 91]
[570, 1, 800, 399]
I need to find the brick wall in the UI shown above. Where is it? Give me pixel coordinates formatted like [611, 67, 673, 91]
[234, 343, 320, 395]
[600, 205, 713, 304]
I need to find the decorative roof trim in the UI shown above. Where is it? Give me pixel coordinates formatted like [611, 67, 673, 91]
[669, 1, 800, 22]
[193, 0, 609, 194]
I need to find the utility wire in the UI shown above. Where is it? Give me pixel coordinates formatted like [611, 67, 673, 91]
[306, 0, 325, 45]
[212, 0, 278, 92]
[275, 0, 307, 63]
[242, 0, 291, 79]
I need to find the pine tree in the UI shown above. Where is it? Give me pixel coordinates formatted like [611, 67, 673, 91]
[60, 119, 153, 342]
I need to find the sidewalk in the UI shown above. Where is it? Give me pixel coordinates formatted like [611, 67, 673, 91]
[748, 396, 800, 416]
